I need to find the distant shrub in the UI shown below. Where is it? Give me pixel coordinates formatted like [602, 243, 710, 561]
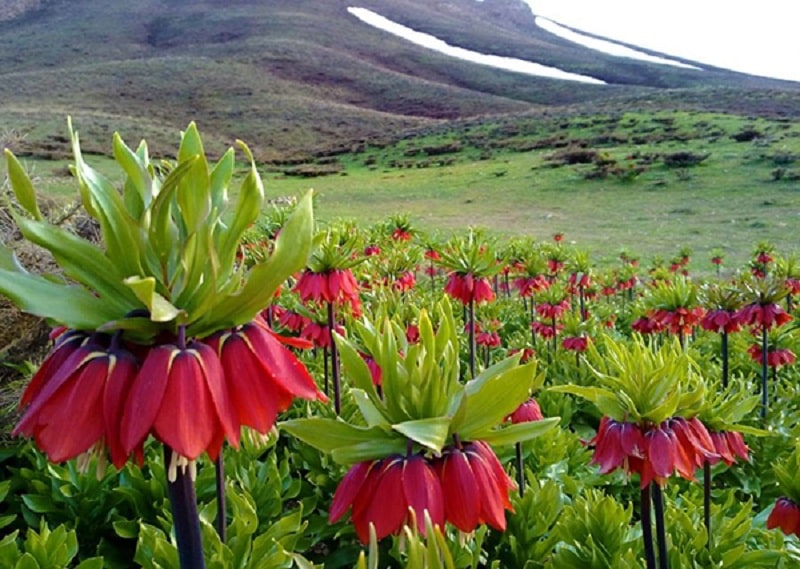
[731, 128, 763, 142]
[282, 163, 342, 177]
[661, 151, 710, 168]
[764, 150, 799, 166]
[771, 168, 800, 181]
[547, 147, 598, 166]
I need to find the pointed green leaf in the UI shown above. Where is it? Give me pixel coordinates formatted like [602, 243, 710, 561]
[336, 332, 380, 397]
[192, 190, 313, 336]
[279, 418, 387, 453]
[479, 417, 560, 446]
[0, 270, 119, 329]
[351, 389, 389, 428]
[14, 216, 136, 312]
[177, 153, 210, 232]
[70, 124, 145, 278]
[4, 150, 42, 220]
[456, 362, 535, 439]
[123, 276, 182, 323]
[209, 148, 234, 212]
[113, 132, 152, 215]
[392, 417, 451, 452]
[330, 438, 407, 464]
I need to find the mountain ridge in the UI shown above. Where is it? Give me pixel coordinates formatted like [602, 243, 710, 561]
[1, 0, 798, 161]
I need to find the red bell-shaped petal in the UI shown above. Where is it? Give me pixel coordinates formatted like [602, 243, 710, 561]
[347, 457, 406, 543]
[438, 448, 480, 532]
[767, 497, 800, 536]
[647, 427, 675, 479]
[619, 422, 646, 459]
[102, 349, 140, 468]
[592, 420, 627, 474]
[18, 330, 88, 409]
[725, 431, 750, 462]
[402, 455, 444, 534]
[330, 461, 373, 523]
[30, 355, 109, 463]
[465, 447, 507, 530]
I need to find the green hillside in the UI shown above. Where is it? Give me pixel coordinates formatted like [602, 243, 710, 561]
[1, 0, 798, 163]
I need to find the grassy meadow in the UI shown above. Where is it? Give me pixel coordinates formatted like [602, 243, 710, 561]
[4, 109, 800, 272]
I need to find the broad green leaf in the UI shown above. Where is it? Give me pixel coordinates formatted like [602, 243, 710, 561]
[192, 190, 313, 336]
[209, 148, 234, 212]
[0, 270, 119, 329]
[479, 417, 560, 446]
[21, 495, 55, 514]
[464, 353, 522, 396]
[279, 418, 387, 453]
[74, 559, 104, 569]
[113, 132, 151, 216]
[123, 276, 183, 323]
[177, 152, 210, 233]
[14, 552, 39, 569]
[392, 417, 452, 452]
[14, 216, 136, 312]
[217, 145, 263, 268]
[456, 362, 535, 439]
[336, 332, 380, 398]
[4, 150, 42, 220]
[331, 438, 407, 464]
[0, 244, 28, 274]
[351, 389, 389, 428]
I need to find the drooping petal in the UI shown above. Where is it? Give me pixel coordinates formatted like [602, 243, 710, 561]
[725, 431, 750, 462]
[152, 348, 221, 460]
[767, 498, 800, 536]
[439, 449, 480, 532]
[102, 349, 140, 468]
[647, 427, 675, 479]
[247, 324, 326, 402]
[402, 455, 444, 534]
[120, 345, 173, 454]
[359, 457, 408, 541]
[33, 356, 109, 463]
[466, 449, 507, 530]
[18, 331, 88, 408]
[330, 461, 374, 523]
[189, 341, 239, 450]
[209, 331, 285, 434]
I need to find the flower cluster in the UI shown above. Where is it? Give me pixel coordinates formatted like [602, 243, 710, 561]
[330, 440, 515, 542]
[767, 498, 800, 538]
[590, 416, 722, 488]
[14, 316, 328, 472]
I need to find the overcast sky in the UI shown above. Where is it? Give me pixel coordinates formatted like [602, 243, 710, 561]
[524, 0, 800, 82]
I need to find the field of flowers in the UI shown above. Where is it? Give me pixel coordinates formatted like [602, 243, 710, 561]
[1, 125, 799, 568]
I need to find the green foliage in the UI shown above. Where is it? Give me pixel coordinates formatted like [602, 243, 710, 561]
[664, 489, 786, 568]
[2, 122, 314, 343]
[545, 490, 641, 569]
[552, 334, 704, 424]
[0, 520, 103, 569]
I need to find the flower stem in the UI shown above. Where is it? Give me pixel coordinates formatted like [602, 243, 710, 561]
[328, 302, 341, 414]
[760, 326, 768, 419]
[721, 331, 729, 389]
[468, 298, 476, 378]
[641, 485, 656, 569]
[164, 446, 205, 569]
[515, 442, 525, 496]
[703, 461, 711, 550]
[652, 484, 669, 569]
[322, 346, 329, 397]
[215, 454, 226, 544]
